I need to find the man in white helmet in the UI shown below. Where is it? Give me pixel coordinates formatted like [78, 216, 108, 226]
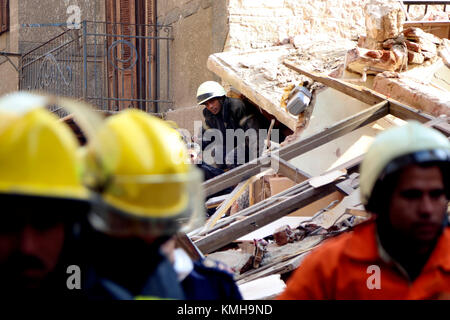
[196, 81, 269, 171]
[278, 121, 450, 299]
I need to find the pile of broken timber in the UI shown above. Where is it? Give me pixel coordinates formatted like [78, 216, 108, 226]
[188, 66, 450, 300]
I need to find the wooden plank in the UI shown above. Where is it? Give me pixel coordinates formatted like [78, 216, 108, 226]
[196, 177, 340, 254]
[345, 208, 371, 218]
[277, 100, 389, 161]
[203, 159, 267, 198]
[283, 60, 385, 106]
[195, 179, 313, 238]
[203, 100, 389, 197]
[390, 103, 450, 136]
[314, 189, 362, 229]
[284, 60, 450, 136]
[196, 154, 366, 254]
[270, 155, 311, 183]
[236, 216, 311, 241]
[403, 21, 450, 39]
[335, 172, 360, 195]
[309, 169, 347, 188]
[204, 180, 250, 231]
[202, 63, 447, 197]
[205, 194, 230, 209]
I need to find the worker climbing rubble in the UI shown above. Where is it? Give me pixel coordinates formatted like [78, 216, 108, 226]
[278, 121, 450, 299]
[196, 81, 271, 172]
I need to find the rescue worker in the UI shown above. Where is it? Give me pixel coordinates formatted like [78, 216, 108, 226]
[196, 81, 269, 170]
[81, 109, 242, 300]
[278, 121, 450, 299]
[0, 92, 90, 299]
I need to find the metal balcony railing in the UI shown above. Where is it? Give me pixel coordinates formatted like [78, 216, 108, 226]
[20, 21, 173, 115]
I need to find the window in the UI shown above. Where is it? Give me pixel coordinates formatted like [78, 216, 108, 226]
[0, 0, 9, 35]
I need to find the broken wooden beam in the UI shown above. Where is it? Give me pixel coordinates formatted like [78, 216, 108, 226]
[204, 179, 251, 231]
[196, 174, 350, 254]
[205, 194, 230, 209]
[270, 155, 311, 184]
[203, 100, 389, 197]
[283, 60, 385, 106]
[283, 60, 450, 135]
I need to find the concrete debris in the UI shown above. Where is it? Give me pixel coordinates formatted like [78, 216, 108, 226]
[273, 225, 305, 246]
[373, 69, 450, 117]
[192, 1, 450, 297]
[364, 0, 405, 43]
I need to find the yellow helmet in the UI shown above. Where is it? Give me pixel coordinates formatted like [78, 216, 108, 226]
[196, 81, 226, 105]
[360, 121, 450, 213]
[0, 92, 88, 202]
[84, 109, 204, 238]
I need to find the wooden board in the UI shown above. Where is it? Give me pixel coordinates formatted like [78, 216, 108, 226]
[236, 216, 311, 241]
[404, 21, 450, 40]
[202, 100, 389, 197]
[195, 169, 357, 254]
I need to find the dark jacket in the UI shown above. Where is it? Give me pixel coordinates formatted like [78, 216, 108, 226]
[182, 258, 243, 300]
[201, 97, 266, 168]
[202, 97, 249, 134]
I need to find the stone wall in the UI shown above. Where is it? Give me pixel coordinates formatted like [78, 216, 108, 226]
[226, 0, 369, 51]
[226, 0, 449, 52]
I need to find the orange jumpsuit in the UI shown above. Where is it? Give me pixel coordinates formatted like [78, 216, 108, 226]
[277, 221, 450, 300]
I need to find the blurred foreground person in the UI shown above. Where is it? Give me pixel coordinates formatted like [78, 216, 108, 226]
[278, 122, 450, 299]
[0, 92, 90, 299]
[82, 109, 241, 300]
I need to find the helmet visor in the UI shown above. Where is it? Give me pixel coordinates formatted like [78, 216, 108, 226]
[88, 167, 205, 238]
[379, 149, 450, 181]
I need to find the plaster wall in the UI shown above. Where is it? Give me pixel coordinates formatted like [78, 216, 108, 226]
[0, 0, 19, 95]
[157, 0, 227, 111]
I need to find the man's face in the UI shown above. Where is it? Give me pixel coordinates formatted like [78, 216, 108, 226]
[204, 98, 222, 115]
[388, 165, 448, 247]
[0, 213, 65, 289]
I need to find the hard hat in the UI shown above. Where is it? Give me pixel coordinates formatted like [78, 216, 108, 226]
[84, 109, 205, 238]
[0, 92, 88, 202]
[196, 81, 226, 105]
[360, 121, 450, 212]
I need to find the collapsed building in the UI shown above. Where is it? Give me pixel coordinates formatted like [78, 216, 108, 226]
[180, 0, 450, 300]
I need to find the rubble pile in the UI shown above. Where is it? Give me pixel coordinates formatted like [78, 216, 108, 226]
[342, 0, 450, 117]
[347, 0, 445, 77]
[192, 0, 450, 300]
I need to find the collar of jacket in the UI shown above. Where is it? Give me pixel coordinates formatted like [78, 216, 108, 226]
[343, 220, 450, 273]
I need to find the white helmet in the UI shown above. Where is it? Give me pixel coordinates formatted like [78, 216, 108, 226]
[196, 81, 226, 105]
[360, 121, 450, 213]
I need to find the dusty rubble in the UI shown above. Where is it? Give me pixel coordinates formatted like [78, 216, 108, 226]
[341, 0, 450, 117]
[189, 0, 450, 300]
